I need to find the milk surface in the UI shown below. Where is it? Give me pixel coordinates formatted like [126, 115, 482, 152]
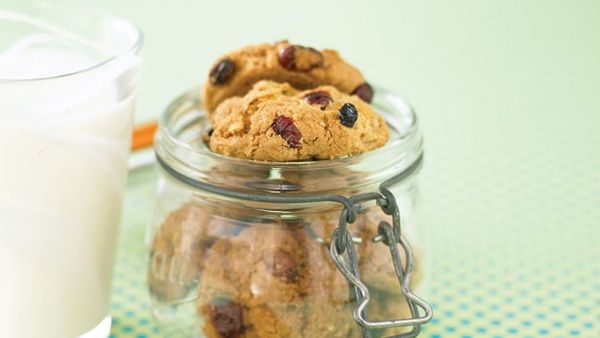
[0, 32, 137, 338]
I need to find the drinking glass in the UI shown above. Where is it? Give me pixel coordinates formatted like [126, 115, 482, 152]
[0, 2, 142, 337]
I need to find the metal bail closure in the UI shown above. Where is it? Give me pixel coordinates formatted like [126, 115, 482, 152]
[329, 192, 433, 337]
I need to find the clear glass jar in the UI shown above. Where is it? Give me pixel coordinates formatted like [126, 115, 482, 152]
[147, 88, 432, 337]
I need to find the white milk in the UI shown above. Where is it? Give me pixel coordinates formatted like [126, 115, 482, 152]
[0, 34, 138, 338]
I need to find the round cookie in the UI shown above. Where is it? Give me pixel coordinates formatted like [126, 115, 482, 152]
[208, 80, 389, 161]
[196, 222, 357, 337]
[203, 41, 372, 116]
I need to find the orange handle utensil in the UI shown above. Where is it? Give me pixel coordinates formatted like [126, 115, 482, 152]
[131, 121, 158, 151]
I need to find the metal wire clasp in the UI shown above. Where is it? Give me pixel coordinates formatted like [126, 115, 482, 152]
[329, 185, 433, 337]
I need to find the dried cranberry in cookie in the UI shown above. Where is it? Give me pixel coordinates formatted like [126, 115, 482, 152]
[272, 116, 302, 148]
[352, 82, 374, 103]
[264, 249, 299, 282]
[209, 58, 236, 85]
[303, 90, 332, 109]
[277, 45, 295, 70]
[278, 44, 324, 71]
[207, 298, 245, 338]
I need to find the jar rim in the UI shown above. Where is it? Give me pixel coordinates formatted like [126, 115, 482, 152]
[156, 86, 423, 195]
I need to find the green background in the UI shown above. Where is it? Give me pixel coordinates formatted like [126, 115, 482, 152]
[83, 0, 599, 337]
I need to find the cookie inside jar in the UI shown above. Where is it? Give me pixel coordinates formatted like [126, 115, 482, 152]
[148, 42, 427, 338]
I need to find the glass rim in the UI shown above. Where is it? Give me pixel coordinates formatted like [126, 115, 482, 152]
[0, 4, 143, 83]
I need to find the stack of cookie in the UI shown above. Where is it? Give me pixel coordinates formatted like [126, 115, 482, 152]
[149, 41, 420, 337]
[203, 40, 387, 162]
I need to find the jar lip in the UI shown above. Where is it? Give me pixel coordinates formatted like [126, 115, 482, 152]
[158, 86, 423, 171]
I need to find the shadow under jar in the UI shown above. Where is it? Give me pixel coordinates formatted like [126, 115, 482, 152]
[147, 87, 433, 338]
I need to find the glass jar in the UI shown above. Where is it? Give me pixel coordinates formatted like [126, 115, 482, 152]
[147, 88, 432, 337]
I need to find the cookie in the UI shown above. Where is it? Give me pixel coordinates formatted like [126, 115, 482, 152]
[195, 222, 357, 337]
[203, 41, 372, 116]
[208, 80, 388, 161]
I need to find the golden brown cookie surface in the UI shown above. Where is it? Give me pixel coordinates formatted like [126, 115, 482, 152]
[203, 41, 371, 116]
[208, 81, 388, 161]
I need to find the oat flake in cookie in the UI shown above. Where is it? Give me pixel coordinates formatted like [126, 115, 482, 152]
[207, 81, 388, 162]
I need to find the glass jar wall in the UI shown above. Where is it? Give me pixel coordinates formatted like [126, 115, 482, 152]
[146, 88, 429, 337]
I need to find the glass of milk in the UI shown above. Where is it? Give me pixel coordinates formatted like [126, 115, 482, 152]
[0, 2, 142, 338]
